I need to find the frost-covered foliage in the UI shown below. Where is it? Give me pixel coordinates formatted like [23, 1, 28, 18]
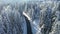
[0, 4, 27, 34]
[0, 1, 60, 34]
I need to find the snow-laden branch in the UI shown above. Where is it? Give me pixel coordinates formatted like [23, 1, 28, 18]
[23, 12, 31, 21]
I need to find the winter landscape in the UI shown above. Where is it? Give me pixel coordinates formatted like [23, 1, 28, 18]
[0, 0, 60, 34]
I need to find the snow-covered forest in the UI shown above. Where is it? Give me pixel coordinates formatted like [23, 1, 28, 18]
[0, 0, 60, 34]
